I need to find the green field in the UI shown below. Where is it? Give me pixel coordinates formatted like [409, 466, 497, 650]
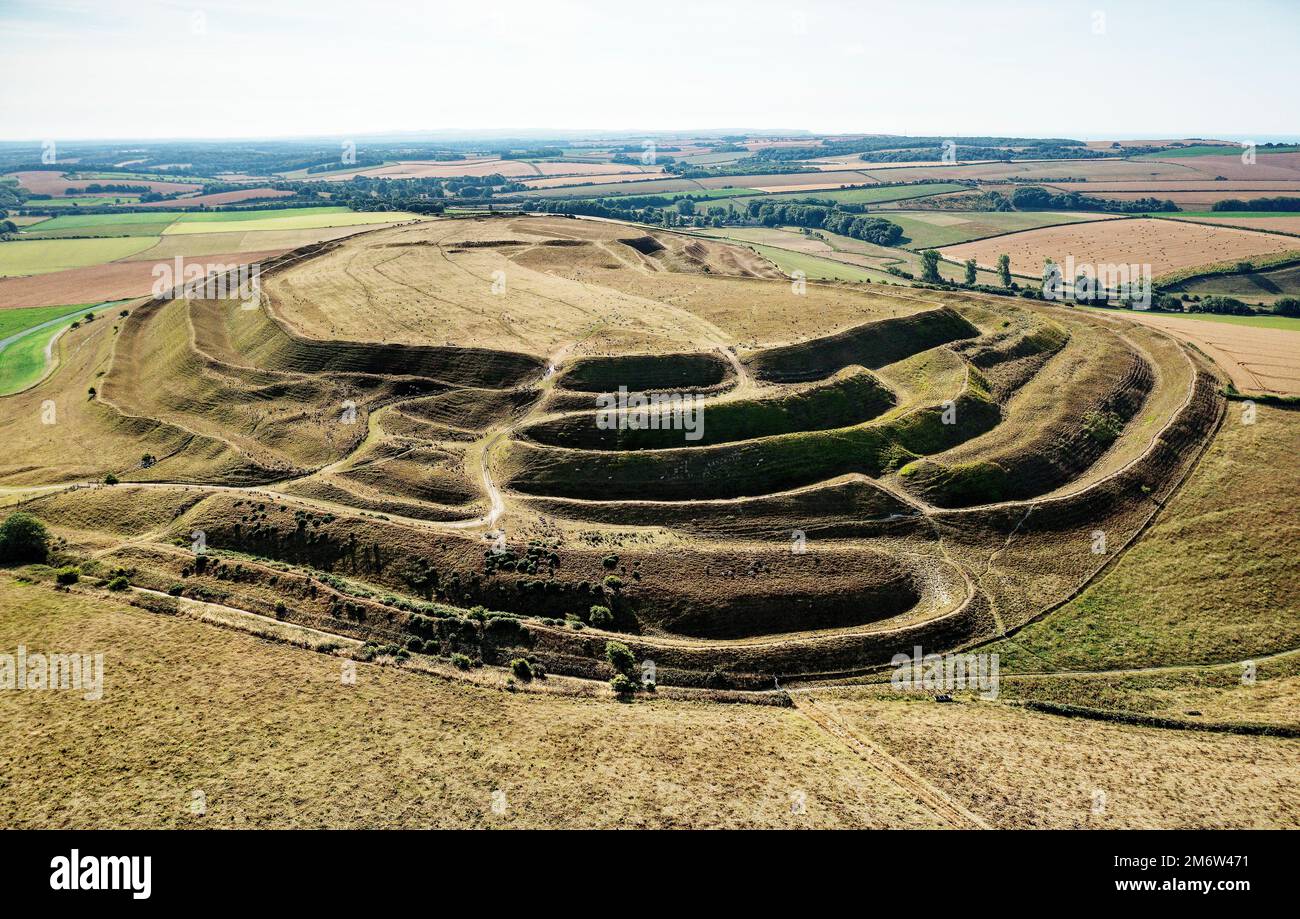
[1081, 305, 1300, 330]
[0, 302, 123, 395]
[0, 236, 159, 275]
[164, 209, 422, 235]
[0, 303, 95, 339]
[173, 205, 352, 224]
[691, 224, 1005, 286]
[679, 187, 765, 199]
[79, 170, 210, 184]
[790, 183, 969, 204]
[1139, 144, 1300, 159]
[986, 406, 1300, 671]
[21, 211, 185, 230]
[695, 235, 895, 283]
[1169, 261, 1300, 304]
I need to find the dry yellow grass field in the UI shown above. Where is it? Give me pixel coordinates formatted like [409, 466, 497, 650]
[0, 579, 939, 829]
[808, 692, 1300, 828]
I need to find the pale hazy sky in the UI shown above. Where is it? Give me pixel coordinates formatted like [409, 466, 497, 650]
[1, 0, 1296, 141]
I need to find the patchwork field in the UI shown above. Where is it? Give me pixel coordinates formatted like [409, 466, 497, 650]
[0, 210, 426, 308]
[940, 217, 1300, 279]
[0, 236, 159, 276]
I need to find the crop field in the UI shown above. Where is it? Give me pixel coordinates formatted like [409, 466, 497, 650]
[161, 209, 427, 234]
[0, 302, 92, 339]
[133, 187, 295, 208]
[0, 236, 159, 276]
[940, 217, 1300, 279]
[880, 210, 1120, 249]
[1095, 309, 1300, 395]
[689, 225, 1006, 286]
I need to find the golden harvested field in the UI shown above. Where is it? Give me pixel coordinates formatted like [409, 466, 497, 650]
[309, 159, 659, 183]
[1047, 179, 1300, 193]
[940, 217, 1299, 278]
[1103, 310, 1300, 395]
[121, 224, 396, 261]
[0, 236, 159, 276]
[697, 169, 874, 189]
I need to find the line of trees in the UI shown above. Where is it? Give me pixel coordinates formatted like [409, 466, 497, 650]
[742, 201, 903, 245]
[1009, 185, 1178, 213]
[1211, 196, 1300, 212]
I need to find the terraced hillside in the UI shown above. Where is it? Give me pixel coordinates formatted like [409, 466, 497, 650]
[2, 215, 1224, 689]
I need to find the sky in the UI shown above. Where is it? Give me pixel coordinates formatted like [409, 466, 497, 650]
[1, 0, 1297, 142]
